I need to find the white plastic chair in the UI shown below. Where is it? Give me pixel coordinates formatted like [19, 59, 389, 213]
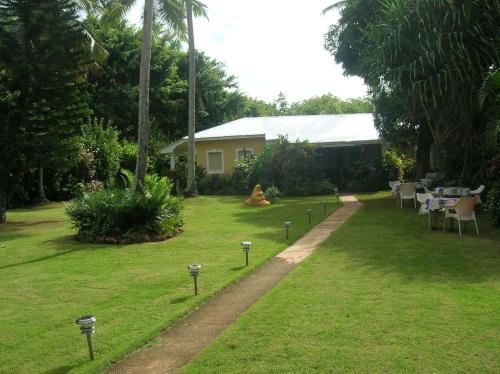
[416, 192, 433, 215]
[389, 180, 401, 203]
[442, 196, 480, 236]
[417, 192, 434, 230]
[470, 185, 485, 196]
[399, 182, 416, 208]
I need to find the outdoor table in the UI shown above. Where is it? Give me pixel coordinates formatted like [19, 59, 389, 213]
[433, 187, 470, 197]
[424, 197, 459, 230]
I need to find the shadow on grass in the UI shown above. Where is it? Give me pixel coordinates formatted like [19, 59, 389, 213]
[170, 295, 191, 304]
[0, 220, 66, 242]
[229, 265, 246, 271]
[323, 194, 500, 283]
[0, 246, 82, 271]
[228, 197, 340, 244]
[0, 234, 115, 271]
[44, 365, 75, 374]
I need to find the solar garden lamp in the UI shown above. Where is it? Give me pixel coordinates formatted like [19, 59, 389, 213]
[322, 201, 328, 216]
[188, 264, 202, 295]
[283, 221, 291, 239]
[306, 208, 312, 225]
[75, 315, 96, 360]
[334, 188, 340, 204]
[241, 241, 252, 266]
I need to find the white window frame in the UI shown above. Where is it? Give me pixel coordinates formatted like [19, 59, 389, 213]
[206, 149, 224, 174]
[235, 148, 254, 161]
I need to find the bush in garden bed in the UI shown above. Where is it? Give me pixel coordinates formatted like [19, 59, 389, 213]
[65, 174, 183, 244]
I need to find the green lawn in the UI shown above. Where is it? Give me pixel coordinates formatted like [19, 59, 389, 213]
[182, 193, 500, 373]
[0, 195, 339, 374]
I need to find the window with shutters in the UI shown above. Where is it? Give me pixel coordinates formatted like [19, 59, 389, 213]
[206, 150, 224, 174]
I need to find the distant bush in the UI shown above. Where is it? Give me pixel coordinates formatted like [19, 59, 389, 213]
[198, 174, 234, 195]
[120, 140, 138, 173]
[66, 174, 183, 244]
[402, 156, 416, 181]
[265, 185, 281, 203]
[80, 118, 122, 186]
[382, 149, 403, 181]
[381, 149, 417, 183]
[346, 160, 384, 192]
[486, 156, 500, 226]
[246, 136, 335, 196]
[486, 186, 500, 227]
[174, 160, 207, 194]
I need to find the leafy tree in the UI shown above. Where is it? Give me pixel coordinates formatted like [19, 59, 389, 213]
[80, 118, 122, 185]
[325, 0, 500, 182]
[274, 91, 289, 114]
[289, 94, 372, 115]
[244, 96, 279, 117]
[0, 0, 91, 210]
[0, 71, 21, 223]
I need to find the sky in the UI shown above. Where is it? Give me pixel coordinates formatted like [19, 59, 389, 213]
[127, 0, 367, 104]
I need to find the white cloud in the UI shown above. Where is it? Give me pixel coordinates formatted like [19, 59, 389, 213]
[127, 0, 367, 103]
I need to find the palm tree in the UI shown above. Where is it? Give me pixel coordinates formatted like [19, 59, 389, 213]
[184, 0, 197, 196]
[75, 0, 207, 190]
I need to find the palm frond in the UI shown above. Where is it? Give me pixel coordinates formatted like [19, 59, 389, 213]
[321, 1, 346, 16]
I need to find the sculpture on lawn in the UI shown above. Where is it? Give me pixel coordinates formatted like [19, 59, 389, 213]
[244, 184, 270, 206]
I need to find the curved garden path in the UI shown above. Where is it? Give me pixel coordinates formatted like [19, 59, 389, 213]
[108, 195, 361, 374]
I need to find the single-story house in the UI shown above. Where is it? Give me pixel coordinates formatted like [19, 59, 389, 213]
[160, 113, 385, 186]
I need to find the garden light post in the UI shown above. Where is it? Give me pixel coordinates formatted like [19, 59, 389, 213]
[188, 264, 201, 295]
[241, 241, 252, 266]
[335, 188, 340, 204]
[75, 315, 96, 360]
[306, 208, 312, 225]
[283, 221, 291, 239]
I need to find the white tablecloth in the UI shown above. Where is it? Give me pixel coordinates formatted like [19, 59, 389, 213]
[425, 197, 458, 211]
[434, 187, 470, 196]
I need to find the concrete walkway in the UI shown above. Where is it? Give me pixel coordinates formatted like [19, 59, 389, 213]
[108, 196, 361, 374]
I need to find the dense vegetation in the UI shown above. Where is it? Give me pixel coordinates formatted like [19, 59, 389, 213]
[324, 0, 499, 224]
[0, 0, 371, 224]
[66, 174, 182, 243]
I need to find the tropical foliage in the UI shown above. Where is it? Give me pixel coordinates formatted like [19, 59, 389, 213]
[244, 137, 336, 196]
[0, 0, 423, 225]
[325, 0, 500, 184]
[66, 174, 182, 243]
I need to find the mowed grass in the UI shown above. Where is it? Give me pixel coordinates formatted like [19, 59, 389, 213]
[0, 195, 339, 374]
[182, 193, 500, 373]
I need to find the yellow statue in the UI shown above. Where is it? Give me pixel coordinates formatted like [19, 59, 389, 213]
[245, 184, 270, 206]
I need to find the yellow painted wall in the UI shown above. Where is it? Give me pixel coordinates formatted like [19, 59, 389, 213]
[195, 137, 266, 174]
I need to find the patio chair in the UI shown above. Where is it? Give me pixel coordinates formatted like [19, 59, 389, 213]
[470, 185, 485, 197]
[442, 196, 480, 237]
[416, 192, 433, 215]
[389, 180, 400, 202]
[399, 182, 416, 208]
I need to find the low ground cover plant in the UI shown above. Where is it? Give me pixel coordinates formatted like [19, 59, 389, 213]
[66, 174, 182, 243]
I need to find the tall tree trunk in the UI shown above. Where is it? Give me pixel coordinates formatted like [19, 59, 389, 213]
[134, 0, 154, 190]
[415, 121, 433, 179]
[37, 165, 47, 201]
[185, 0, 198, 196]
[0, 177, 6, 224]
